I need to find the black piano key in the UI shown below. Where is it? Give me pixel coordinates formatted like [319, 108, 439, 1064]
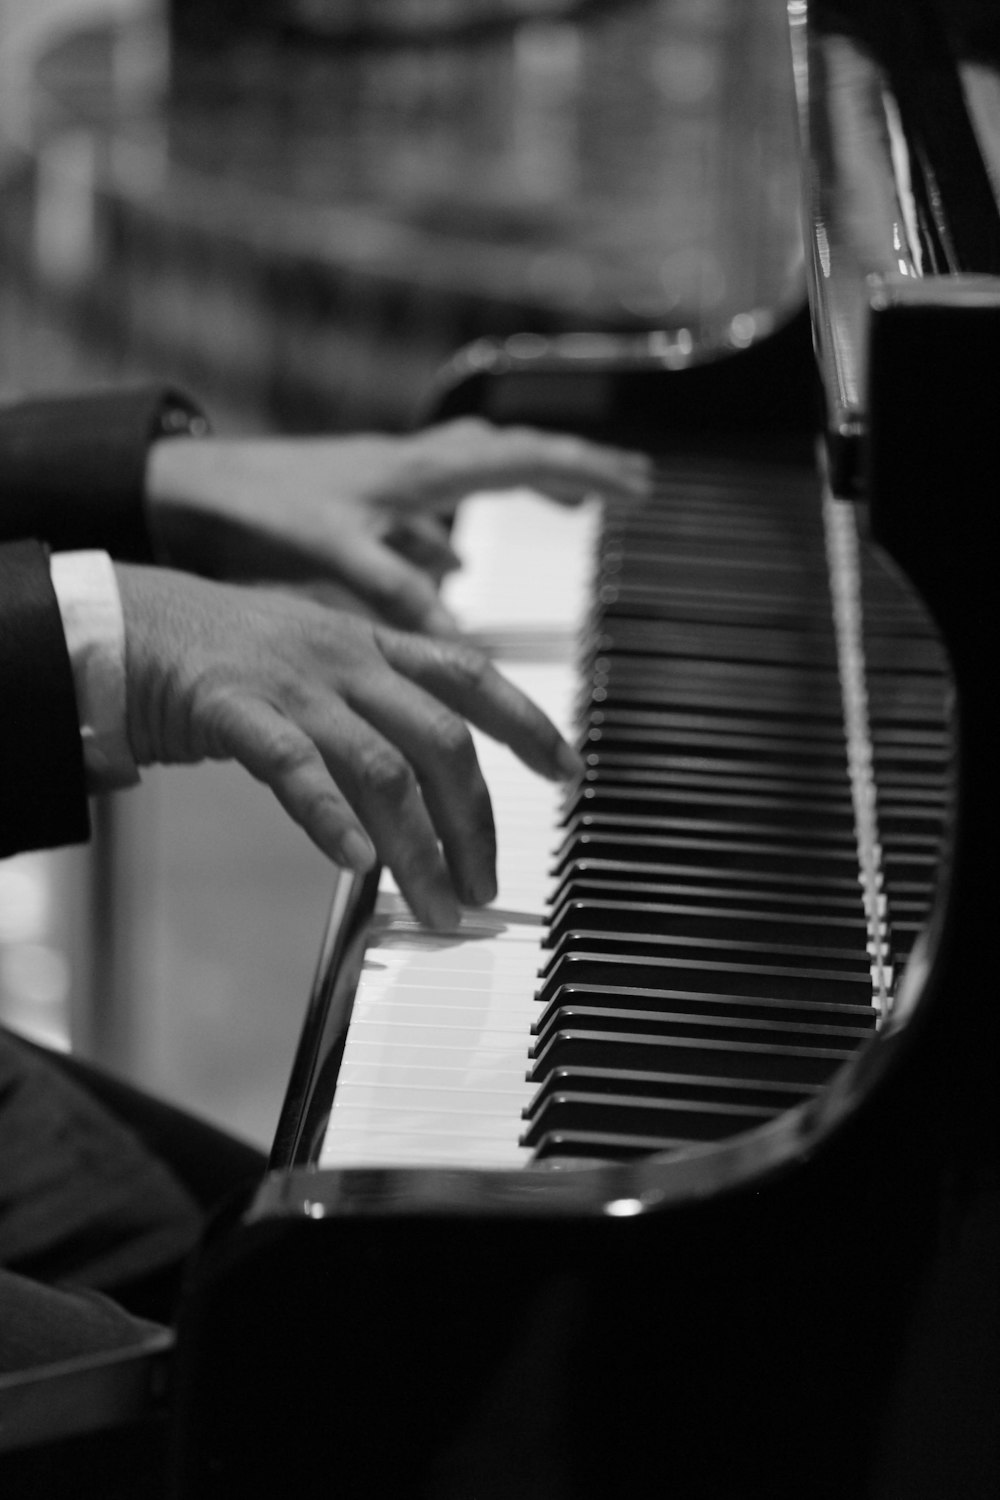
[593, 587, 831, 631]
[530, 1130, 689, 1162]
[583, 731, 850, 772]
[590, 650, 841, 686]
[584, 747, 854, 785]
[594, 598, 829, 634]
[586, 681, 844, 724]
[611, 529, 825, 553]
[589, 571, 816, 600]
[531, 1002, 873, 1055]
[558, 817, 860, 858]
[882, 851, 941, 885]
[519, 1091, 776, 1149]
[562, 783, 857, 833]
[545, 897, 871, 951]
[579, 761, 854, 795]
[535, 951, 874, 1007]
[530, 978, 875, 1038]
[548, 875, 869, 917]
[532, 993, 876, 1047]
[538, 928, 873, 979]
[526, 1029, 857, 1087]
[877, 783, 948, 809]
[548, 857, 865, 908]
[587, 618, 838, 666]
[523, 1065, 819, 1118]
[601, 560, 827, 589]
[870, 732, 949, 768]
[877, 811, 947, 842]
[551, 831, 863, 880]
[587, 705, 849, 746]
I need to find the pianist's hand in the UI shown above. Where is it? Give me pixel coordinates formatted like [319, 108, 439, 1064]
[115, 563, 582, 930]
[144, 418, 651, 635]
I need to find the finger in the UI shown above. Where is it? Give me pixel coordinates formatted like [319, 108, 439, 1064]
[328, 534, 460, 637]
[375, 629, 584, 783]
[502, 429, 653, 502]
[221, 690, 462, 929]
[386, 513, 462, 580]
[208, 694, 378, 874]
[345, 665, 498, 908]
[419, 422, 653, 506]
[313, 700, 463, 928]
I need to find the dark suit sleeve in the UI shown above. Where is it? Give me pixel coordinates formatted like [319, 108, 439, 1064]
[0, 539, 89, 857]
[0, 387, 206, 560]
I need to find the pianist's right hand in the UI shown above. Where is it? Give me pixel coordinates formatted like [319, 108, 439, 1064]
[144, 417, 652, 636]
[115, 564, 582, 930]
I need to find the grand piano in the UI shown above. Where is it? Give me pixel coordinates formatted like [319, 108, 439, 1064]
[171, 3, 1000, 1495]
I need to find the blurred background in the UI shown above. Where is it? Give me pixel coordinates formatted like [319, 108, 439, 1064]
[0, 0, 803, 1148]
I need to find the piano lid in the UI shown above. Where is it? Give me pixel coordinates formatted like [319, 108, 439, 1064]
[789, 0, 1000, 495]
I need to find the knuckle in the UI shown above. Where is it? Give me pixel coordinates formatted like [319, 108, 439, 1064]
[361, 745, 416, 804]
[265, 726, 317, 779]
[427, 709, 475, 767]
[446, 642, 491, 693]
[299, 784, 346, 830]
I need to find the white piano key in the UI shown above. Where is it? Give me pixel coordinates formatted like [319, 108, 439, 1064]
[349, 1002, 535, 1034]
[352, 985, 540, 1014]
[369, 901, 547, 938]
[364, 933, 545, 967]
[336, 1059, 535, 1094]
[322, 1134, 532, 1167]
[328, 1104, 529, 1140]
[344, 1022, 533, 1055]
[356, 970, 541, 997]
[357, 973, 542, 1002]
[356, 970, 542, 1000]
[332, 1082, 535, 1115]
[443, 490, 600, 639]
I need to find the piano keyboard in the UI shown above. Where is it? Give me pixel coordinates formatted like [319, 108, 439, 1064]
[319, 457, 948, 1171]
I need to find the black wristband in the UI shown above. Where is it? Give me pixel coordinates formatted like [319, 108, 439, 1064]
[0, 386, 209, 562]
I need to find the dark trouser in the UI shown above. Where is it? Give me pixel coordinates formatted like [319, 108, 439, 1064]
[24, 1038, 267, 1323]
[0, 1027, 267, 1494]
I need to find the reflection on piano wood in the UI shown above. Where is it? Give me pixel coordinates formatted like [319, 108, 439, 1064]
[172, 5, 1000, 1497]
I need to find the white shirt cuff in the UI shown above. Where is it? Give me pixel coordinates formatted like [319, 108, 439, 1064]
[49, 550, 140, 792]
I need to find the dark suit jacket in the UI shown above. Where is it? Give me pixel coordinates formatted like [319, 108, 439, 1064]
[0, 387, 230, 1382]
[0, 386, 200, 859]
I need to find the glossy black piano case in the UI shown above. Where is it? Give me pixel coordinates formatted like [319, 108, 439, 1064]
[168, 5, 1000, 1494]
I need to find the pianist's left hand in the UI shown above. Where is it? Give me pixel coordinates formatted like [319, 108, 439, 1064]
[143, 417, 651, 635]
